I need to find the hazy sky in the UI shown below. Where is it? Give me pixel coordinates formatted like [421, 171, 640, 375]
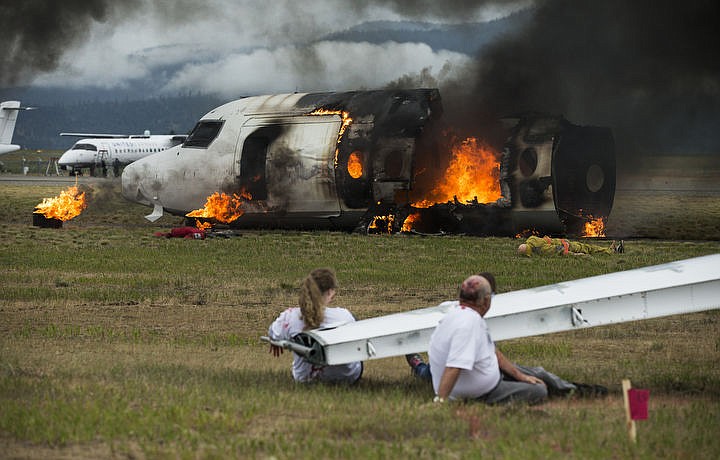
[5, 0, 528, 97]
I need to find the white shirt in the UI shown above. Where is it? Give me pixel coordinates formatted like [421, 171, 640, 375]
[428, 305, 501, 399]
[268, 306, 363, 383]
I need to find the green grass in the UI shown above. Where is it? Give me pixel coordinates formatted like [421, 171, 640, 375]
[1, 181, 719, 459]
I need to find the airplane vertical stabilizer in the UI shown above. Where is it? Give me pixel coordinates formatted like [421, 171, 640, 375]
[0, 101, 21, 143]
[0, 101, 22, 154]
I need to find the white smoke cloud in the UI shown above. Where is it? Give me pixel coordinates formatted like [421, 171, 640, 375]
[26, 0, 523, 93]
[32, 28, 151, 88]
[161, 41, 472, 97]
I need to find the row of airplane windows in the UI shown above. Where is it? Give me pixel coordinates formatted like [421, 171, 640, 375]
[73, 143, 166, 154]
[115, 148, 165, 153]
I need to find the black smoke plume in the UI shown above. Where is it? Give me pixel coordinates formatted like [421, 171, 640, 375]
[0, 0, 140, 86]
[2, 0, 102, 85]
[365, 0, 720, 155]
[451, 0, 720, 155]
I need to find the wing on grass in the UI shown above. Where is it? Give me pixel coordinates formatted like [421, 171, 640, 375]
[288, 254, 720, 365]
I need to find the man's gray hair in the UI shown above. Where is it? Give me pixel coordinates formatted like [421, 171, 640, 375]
[459, 275, 491, 302]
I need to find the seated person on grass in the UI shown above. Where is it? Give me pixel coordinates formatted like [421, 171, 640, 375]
[406, 272, 606, 403]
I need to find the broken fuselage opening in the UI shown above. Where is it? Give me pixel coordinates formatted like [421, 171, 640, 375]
[499, 114, 616, 236]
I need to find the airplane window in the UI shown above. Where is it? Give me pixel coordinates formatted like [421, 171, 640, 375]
[73, 143, 98, 151]
[184, 120, 224, 148]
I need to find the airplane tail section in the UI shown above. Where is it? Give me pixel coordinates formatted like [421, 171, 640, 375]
[0, 101, 21, 145]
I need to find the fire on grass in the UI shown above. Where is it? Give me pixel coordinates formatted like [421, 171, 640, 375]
[33, 185, 88, 225]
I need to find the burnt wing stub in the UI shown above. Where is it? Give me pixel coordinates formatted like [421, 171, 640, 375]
[405, 200, 514, 237]
[403, 113, 615, 237]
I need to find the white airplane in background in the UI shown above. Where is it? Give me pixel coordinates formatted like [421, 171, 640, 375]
[1, 101, 33, 155]
[58, 131, 187, 176]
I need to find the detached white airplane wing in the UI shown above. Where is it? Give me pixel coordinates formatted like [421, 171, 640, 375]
[265, 254, 720, 366]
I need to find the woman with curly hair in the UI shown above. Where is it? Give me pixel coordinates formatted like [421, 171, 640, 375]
[268, 268, 363, 383]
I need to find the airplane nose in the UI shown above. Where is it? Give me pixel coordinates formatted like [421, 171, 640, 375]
[58, 150, 93, 166]
[121, 161, 154, 206]
[57, 152, 73, 166]
[121, 145, 181, 208]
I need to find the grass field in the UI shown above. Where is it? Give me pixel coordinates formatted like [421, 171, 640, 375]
[1, 176, 719, 459]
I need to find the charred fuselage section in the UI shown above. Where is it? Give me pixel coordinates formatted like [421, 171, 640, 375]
[355, 111, 615, 237]
[502, 114, 616, 236]
[300, 89, 442, 211]
[401, 113, 616, 236]
[121, 90, 615, 237]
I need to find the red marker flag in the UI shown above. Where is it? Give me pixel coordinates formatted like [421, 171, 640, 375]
[628, 388, 650, 420]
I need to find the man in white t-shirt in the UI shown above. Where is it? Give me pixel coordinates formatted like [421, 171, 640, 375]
[429, 275, 548, 404]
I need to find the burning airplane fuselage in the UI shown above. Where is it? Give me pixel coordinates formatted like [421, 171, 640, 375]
[122, 90, 441, 229]
[121, 90, 615, 236]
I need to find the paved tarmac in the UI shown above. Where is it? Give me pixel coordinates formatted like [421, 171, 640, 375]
[0, 174, 118, 187]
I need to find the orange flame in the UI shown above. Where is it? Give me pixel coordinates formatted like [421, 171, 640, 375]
[412, 137, 501, 208]
[308, 109, 353, 167]
[186, 190, 252, 224]
[401, 212, 420, 232]
[515, 228, 540, 239]
[368, 214, 395, 234]
[348, 151, 363, 179]
[582, 216, 606, 237]
[195, 220, 212, 230]
[309, 109, 353, 142]
[34, 186, 87, 221]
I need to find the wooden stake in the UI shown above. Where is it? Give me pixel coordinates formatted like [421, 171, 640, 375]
[622, 379, 637, 443]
